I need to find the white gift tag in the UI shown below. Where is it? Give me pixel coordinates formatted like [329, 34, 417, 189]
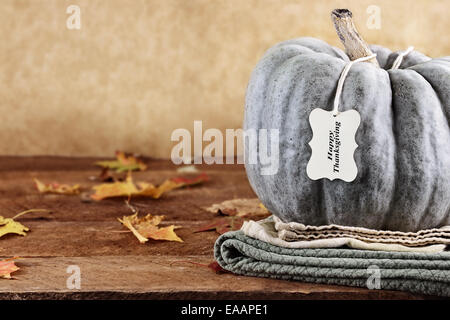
[306, 108, 360, 182]
[304, 54, 376, 183]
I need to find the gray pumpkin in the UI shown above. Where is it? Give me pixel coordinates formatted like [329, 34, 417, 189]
[244, 37, 450, 232]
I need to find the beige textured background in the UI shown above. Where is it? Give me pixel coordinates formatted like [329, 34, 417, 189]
[1, 0, 449, 158]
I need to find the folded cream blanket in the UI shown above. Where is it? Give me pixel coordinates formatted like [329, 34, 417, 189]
[241, 216, 449, 253]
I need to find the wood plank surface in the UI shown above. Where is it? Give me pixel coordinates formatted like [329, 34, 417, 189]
[0, 156, 438, 299]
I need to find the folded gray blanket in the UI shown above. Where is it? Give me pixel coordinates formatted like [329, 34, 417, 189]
[214, 231, 450, 297]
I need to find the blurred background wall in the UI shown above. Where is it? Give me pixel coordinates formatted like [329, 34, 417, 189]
[1, 0, 449, 158]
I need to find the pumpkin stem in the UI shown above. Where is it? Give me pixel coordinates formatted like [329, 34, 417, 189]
[331, 9, 379, 67]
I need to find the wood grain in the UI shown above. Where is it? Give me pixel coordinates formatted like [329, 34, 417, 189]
[0, 157, 438, 299]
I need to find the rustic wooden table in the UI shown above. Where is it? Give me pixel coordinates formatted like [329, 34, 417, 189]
[0, 156, 436, 299]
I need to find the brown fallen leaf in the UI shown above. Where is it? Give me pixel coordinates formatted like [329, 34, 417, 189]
[0, 258, 19, 279]
[0, 209, 50, 239]
[196, 198, 269, 235]
[208, 261, 228, 274]
[91, 173, 209, 201]
[89, 167, 124, 183]
[194, 216, 245, 234]
[95, 151, 147, 173]
[170, 173, 210, 186]
[204, 198, 270, 218]
[34, 179, 81, 195]
[118, 202, 183, 244]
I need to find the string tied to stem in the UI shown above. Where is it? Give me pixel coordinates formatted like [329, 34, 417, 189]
[333, 53, 377, 116]
[391, 46, 414, 70]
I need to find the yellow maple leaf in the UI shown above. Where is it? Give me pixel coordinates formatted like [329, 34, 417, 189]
[91, 175, 139, 200]
[118, 213, 183, 244]
[34, 179, 81, 195]
[0, 216, 28, 238]
[0, 258, 19, 279]
[136, 180, 181, 199]
[91, 173, 209, 201]
[95, 151, 147, 173]
[0, 209, 49, 239]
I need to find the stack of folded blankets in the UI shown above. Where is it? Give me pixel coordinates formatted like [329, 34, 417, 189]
[214, 215, 450, 297]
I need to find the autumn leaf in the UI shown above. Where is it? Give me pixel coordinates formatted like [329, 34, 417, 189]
[119, 213, 183, 244]
[91, 173, 209, 201]
[134, 180, 176, 199]
[195, 198, 268, 235]
[194, 216, 245, 234]
[171, 172, 210, 186]
[205, 198, 270, 218]
[34, 179, 81, 195]
[89, 167, 124, 183]
[91, 174, 139, 200]
[95, 151, 147, 173]
[0, 258, 19, 279]
[208, 261, 228, 274]
[0, 209, 50, 239]
[135, 172, 210, 199]
[0, 216, 28, 238]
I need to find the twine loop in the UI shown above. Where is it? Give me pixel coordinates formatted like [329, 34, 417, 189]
[333, 54, 377, 116]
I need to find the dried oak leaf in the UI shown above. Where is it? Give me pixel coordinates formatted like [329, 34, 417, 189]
[205, 198, 270, 218]
[95, 151, 147, 173]
[34, 179, 81, 195]
[194, 216, 245, 235]
[118, 213, 183, 244]
[0, 258, 19, 279]
[91, 173, 209, 201]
